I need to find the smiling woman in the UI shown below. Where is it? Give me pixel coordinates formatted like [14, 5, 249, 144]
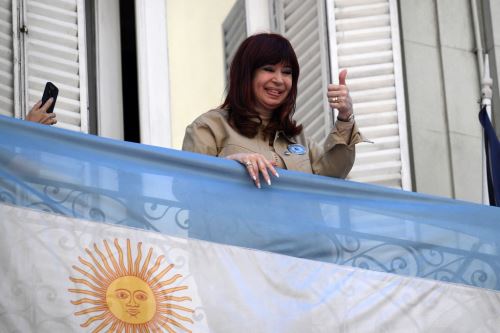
[182, 33, 364, 188]
[253, 63, 292, 116]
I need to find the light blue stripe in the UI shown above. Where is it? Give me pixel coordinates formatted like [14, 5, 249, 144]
[1, 115, 499, 290]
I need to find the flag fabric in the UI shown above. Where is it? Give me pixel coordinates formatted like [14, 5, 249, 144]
[1, 115, 500, 332]
[1, 203, 500, 332]
[479, 106, 500, 206]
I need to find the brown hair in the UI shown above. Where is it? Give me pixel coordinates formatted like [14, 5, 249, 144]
[221, 33, 302, 139]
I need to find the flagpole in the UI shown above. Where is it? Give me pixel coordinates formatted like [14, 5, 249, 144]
[481, 54, 493, 204]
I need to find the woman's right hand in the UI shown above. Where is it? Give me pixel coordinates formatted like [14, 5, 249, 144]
[226, 153, 279, 189]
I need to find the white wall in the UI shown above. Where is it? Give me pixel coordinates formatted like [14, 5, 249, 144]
[166, 0, 237, 149]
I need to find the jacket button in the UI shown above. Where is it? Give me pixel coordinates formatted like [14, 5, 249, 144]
[284, 151, 291, 156]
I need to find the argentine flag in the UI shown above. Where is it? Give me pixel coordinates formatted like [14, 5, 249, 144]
[1, 115, 500, 332]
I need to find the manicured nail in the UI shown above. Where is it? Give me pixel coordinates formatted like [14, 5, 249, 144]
[252, 176, 257, 181]
[257, 183, 261, 189]
[275, 172, 280, 178]
[267, 179, 271, 186]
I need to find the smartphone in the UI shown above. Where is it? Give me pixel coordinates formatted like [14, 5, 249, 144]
[41, 82, 58, 113]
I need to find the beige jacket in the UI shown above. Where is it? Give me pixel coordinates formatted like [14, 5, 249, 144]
[182, 109, 363, 178]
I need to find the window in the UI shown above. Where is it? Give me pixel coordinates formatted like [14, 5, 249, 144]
[270, 0, 411, 189]
[0, 0, 89, 133]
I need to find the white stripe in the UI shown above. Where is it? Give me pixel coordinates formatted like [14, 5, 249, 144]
[1, 203, 500, 332]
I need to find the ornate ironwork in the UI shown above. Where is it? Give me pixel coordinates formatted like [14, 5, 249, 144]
[1, 178, 499, 291]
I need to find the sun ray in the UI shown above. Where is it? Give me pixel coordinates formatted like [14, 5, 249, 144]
[116, 321, 125, 332]
[127, 239, 133, 275]
[158, 304, 194, 313]
[158, 310, 194, 324]
[157, 295, 192, 302]
[149, 323, 160, 333]
[158, 320, 176, 333]
[72, 265, 104, 289]
[69, 288, 102, 298]
[70, 239, 193, 332]
[107, 318, 120, 332]
[104, 240, 122, 277]
[134, 242, 143, 276]
[151, 274, 182, 289]
[94, 243, 118, 279]
[149, 264, 174, 286]
[77, 259, 107, 285]
[115, 239, 127, 276]
[157, 285, 188, 296]
[92, 314, 114, 333]
[69, 277, 105, 293]
[86, 248, 114, 281]
[139, 247, 153, 280]
[80, 312, 109, 327]
[159, 316, 191, 333]
[70, 298, 105, 306]
[145, 255, 165, 281]
[75, 305, 109, 316]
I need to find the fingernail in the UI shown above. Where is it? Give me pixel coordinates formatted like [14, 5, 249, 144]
[267, 179, 271, 186]
[253, 176, 257, 181]
[257, 183, 261, 189]
[275, 172, 280, 178]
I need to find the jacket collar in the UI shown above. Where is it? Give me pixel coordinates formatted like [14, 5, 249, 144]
[276, 130, 297, 144]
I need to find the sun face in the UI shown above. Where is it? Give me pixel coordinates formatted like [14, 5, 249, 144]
[69, 239, 193, 332]
[106, 276, 157, 324]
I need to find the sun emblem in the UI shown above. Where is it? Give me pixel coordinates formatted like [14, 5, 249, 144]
[69, 239, 193, 332]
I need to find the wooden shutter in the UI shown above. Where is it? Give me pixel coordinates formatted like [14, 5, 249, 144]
[22, 0, 88, 132]
[0, 0, 15, 118]
[273, 0, 332, 143]
[223, 0, 247, 76]
[329, 0, 411, 189]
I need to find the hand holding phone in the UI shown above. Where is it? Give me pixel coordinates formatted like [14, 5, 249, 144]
[41, 82, 58, 114]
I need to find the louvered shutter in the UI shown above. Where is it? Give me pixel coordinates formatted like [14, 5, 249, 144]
[0, 0, 15, 118]
[330, 0, 411, 189]
[23, 0, 88, 132]
[273, 0, 331, 143]
[223, 0, 247, 76]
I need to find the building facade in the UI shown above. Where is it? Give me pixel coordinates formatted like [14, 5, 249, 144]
[3, 0, 499, 204]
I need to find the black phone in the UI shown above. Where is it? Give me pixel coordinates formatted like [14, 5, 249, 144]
[41, 82, 58, 113]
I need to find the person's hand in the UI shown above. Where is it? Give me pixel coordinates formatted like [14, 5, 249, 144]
[327, 69, 353, 121]
[26, 99, 57, 125]
[226, 153, 279, 189]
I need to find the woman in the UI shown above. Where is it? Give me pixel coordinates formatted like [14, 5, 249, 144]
[183, 33, 362, 188]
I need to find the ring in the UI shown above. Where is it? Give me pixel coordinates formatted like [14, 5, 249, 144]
[245, 161, 253, 167]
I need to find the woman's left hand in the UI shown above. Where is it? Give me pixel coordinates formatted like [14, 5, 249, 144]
[327, 69, 353, 121]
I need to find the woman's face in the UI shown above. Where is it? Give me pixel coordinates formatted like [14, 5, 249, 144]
[252, 63, 292, 114]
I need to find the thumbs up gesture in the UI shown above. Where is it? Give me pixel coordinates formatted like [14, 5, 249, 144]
[327, 69, 353, 121]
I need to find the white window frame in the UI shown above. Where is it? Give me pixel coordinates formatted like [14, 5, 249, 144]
[77, 0, 89, 133]
[135, 0, 171, 148]
[245, 0, 271, 34]
[388, 0, 411, 190]
[13, 0, 21, 119]
[94, 0, 123, 140]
